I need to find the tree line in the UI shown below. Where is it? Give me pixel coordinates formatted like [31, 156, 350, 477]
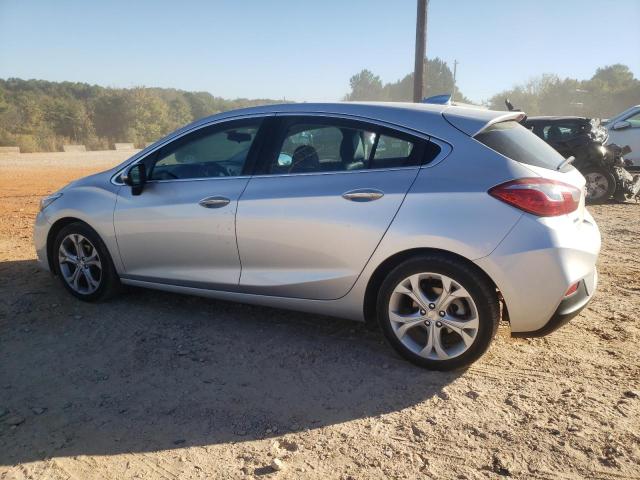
[344, 57, 470, 103]
[344, 61, 639, 119]
[0, 78, 282, 152]
[1, 62, 638, 152]
[485, 64, 639, 118]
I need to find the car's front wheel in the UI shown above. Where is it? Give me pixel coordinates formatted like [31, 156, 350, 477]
[377, 255, 499, 370]
[53, 222, 121, 302]
[583, 167, 615, 204]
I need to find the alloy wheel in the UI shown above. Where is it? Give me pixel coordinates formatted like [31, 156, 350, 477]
[388, 272, 479, 360]
[58, 233, 102, 295]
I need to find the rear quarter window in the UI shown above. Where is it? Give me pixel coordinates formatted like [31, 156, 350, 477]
[475, 120, 566, 170]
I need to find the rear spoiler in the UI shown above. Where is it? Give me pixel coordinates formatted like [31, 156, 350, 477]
[442, 108, 526, 137]
[475, 112, 527, 136]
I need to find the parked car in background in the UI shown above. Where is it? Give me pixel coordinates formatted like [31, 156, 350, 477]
[603, 105, 640, 169]
[34, 102, 600, 370]
[504, 101, 640, 203]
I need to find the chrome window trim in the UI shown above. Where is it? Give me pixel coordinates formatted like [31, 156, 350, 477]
[249, 165, 421, 180]
[111, 111, 452, 185]
[146, 175, 248, 184]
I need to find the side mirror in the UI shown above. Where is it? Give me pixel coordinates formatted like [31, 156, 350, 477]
[613, 121, 631, 131]
[122, 163, 146, 196]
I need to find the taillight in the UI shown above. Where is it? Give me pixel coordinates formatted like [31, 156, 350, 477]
[488, 178, 581, 216]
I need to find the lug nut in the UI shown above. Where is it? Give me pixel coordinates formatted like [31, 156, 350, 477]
[420, 309, 426, 315]
[428, 303, 435, 309]
[436, 321, 443, 328]
[439, 311, 446, 317]
[425, 321, 431, 326]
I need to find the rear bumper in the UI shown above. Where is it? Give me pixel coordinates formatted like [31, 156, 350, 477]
[475, 210, 600, 334]
[512, 268, 597, 337]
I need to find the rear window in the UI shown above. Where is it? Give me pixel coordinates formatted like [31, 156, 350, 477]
[475, 120, 565, 170]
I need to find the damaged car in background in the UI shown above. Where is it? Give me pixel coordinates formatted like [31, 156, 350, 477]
[505, 100, 640, 204]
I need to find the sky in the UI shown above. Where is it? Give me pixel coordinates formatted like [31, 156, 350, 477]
[1, 0, 639, 103]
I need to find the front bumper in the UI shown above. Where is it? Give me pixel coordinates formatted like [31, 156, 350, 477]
[33, 210, 51, 272]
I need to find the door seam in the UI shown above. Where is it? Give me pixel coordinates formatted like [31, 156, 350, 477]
[234, 177, 253, 286]
[332, 166, 423, 300]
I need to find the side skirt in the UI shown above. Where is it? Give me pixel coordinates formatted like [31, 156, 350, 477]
[120, 278, 364, 322]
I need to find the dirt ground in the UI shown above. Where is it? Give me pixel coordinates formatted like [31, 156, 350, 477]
[0, 152, 639, 480]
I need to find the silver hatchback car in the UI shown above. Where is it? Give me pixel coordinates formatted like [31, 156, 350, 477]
[34, 102, 600, 370]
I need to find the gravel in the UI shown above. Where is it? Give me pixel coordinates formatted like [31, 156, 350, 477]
[0, 155, 638, 479]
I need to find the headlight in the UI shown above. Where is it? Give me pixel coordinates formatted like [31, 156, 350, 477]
[598, 145, 607, 157]
[39, 193, 63, 212]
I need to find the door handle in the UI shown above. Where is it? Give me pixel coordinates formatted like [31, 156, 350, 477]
[342, 189, 384, 202]
[199, 196, 231, 208]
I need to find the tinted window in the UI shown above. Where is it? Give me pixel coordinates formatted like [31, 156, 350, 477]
[372, 134, 414, 168]
[541, 123, 588, 141]
[150, 123, 260, 180]
[268, 120, 438, 174]
[475, 121, 565, 170]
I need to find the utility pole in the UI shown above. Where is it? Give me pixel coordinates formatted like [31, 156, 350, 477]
[413, 0, 428, 102]
[452, 59, 458, 101]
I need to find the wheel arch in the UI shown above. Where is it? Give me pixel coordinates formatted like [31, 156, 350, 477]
[362, 247, 502, 327]
[46, 217, 99, 274]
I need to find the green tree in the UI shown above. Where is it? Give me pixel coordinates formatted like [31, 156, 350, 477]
[488, 64, 640, 117]
[0, 88, 8, 114]
[344, 69, 385, 101]
[92, 91, 131, 142]
[585, 64, 640, 117]
[0, 78, 285, 151]
[126, 88, 171, 146]
[168, 96, 193, 130]
[344, 58, 467, 103]
[45, 97, 94, 141]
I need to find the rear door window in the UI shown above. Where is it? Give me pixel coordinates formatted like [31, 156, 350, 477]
[270, 124, 376, 174]
[265, 117, 441, 174]
[475, 120, 565, 170]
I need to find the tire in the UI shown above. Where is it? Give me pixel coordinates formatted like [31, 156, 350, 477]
[377, 255, 499, 370]
[583, 167, 615, 204]
[52, 222, 121, 302]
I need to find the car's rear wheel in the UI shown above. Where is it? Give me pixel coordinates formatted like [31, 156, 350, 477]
[583, 167, 615, 204]
[377, 255, 499, 370]
[53, 222, 120, 302]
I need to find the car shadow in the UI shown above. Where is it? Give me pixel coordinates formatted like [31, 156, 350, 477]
[0, 259, 459, 465]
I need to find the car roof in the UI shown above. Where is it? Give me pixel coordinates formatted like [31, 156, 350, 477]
[186, 102, 524, 139]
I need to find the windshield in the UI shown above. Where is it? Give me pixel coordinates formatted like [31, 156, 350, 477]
[475, 120, 566, 170]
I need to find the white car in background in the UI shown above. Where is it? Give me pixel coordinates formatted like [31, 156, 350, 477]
[604, 105, 640, 168]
